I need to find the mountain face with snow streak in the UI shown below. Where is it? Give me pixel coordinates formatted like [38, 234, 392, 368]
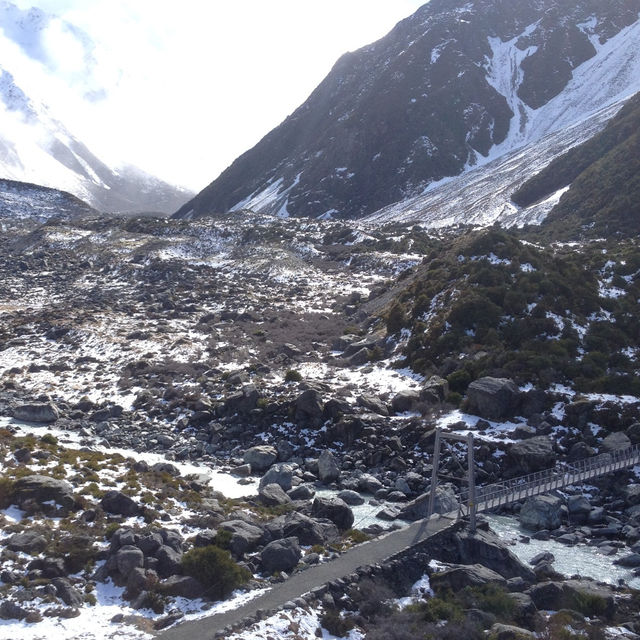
[175, 0, 640, 221]
[0, 2, 191, 214]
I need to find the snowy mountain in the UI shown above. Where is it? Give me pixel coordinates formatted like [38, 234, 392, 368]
[175, 0, 640, 222]
[0, 1, 191, 214]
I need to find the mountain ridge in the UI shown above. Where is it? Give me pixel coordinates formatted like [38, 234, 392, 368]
[175, 0, 640, 222]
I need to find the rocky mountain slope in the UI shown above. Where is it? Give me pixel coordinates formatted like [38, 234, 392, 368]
[0, 178, 96, 220]
[515, 91, 640, 240]
[175, 0, 640, 221]
[0, 3, 191, 214]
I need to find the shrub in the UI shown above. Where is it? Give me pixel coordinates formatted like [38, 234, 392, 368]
[181, 545, 250, 600]
[285, 369, 302, 383]
[0, 477, 15, 509]
[104, 523, 121, 540]
[386, 303, 407, 335]
[40, 434, 58, 446]
[320, 609, 355, 637]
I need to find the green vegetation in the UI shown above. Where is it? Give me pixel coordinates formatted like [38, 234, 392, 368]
[181, 545, 251, 600]
[284, 369, 303, 382]
[386, 228, 640, 394]
[514, 92, 640, 241]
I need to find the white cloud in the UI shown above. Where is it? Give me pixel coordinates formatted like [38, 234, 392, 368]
[5, 0, 427, 191]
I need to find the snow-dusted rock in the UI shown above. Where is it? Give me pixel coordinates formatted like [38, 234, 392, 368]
[519, 495, 563, 531]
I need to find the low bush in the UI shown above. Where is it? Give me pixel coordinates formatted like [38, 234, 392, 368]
[181, 545, 250, 600]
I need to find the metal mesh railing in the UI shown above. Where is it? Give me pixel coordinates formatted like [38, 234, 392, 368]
[459, 444, 640, 516]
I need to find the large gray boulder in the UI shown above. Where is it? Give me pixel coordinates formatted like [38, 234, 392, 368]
[101, 491, 139, 517]
[225, 384, 259, 415]
[527, 580, 615, 618]
[155, 545, 182, 578]
[13, 402, 59, 423]
[13, 475, 75, 510]
[6, 531, 47, 554]
[259, 463, 294, 491]
[294, 389, 324, 426]
[421, 376, 449, 403]
[430, 563, 506, 592]
[317, 450, 340, 484]
[219, 520, 266, 556]
[505, 437, 556, 477]
[466, 377, 520, 420]
[260, 537, 302, 574]
[265, 512, 339, 546]
[391, 390, 421, 414]
[312, 496, 354, 531]
[116, 546, 144, 578]
[243, 445, 277, 472]
[259, 483, 292, 507]
[601, 431, 632, 453]
[519, 495, 563, 531]
[159, 575, 205, 599]
[398, 484, 459, 521]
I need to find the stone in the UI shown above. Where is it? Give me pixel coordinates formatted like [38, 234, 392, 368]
[52, 578, 84, 607]
[260, 537, 302, 574]
[0, 601, 30, 620]
[391, 390, 420, 414]
[489, 623, 536, 640]
[430, 564, 506, 592]
[259, 463, 294, 492]
[101, 491, 139, 517]
[225, 384, 259, 415]
[624, 485, 640, 507]
[159, 575, 205, 599]
[317, 450, 340, 484]
[357, 473, 383, 494]
[155, 545, 182, 578]
[466, 377, 520, 420]
[6, 531, 47, 554]
[357, 394, 389, 416]
[520, 495, 563, 531]
[219, 520, 266, 556]
[259, 483, 292, 507]
[567, 495, 592, 521]
[287, 485, 315, 500]
[421, 376, 449, 403]
[601, 431, 632, 453]
[627, 422, 640, 444]
[398, 484, 459, 521]
[312, 497, 354, 531]
[337, 490, 365, 506]
[294, 389, 324, 426]
[505, 437, 556, 477]
[265, 512, 338, 546]
[13, 402, 59, 423]
[13, 475, 75, 510]
[614, 553, 640, 567]
[243, 446, 277, 472]
[116, 546, 144, 578]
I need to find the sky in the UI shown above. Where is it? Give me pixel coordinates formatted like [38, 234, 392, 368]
[4, 0, 427, 191]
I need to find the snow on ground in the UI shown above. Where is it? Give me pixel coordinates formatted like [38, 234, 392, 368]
[436, 410, 524, 442]
[1, 417, 259, 499]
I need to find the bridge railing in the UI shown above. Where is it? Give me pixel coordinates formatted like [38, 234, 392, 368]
[458, 443, 640, 515]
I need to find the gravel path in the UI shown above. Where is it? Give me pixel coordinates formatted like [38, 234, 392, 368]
[159, 514, 457, 639]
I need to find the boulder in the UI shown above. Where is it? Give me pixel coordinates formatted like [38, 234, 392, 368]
[13, 402, 59, 423]
[398, 484, 459, 521]
[6, 531, 47, 554]
[357, 395, 389, 416]
[520, 495, 563, 531]
[527, 580, 615, 619]
[505, 437, 556, 477]
[421, 376, 449, 403]
[225, 384, 259, 415]
[116, 546, 144, 578]
[357, 473, 384, 494]
[337, 490, 365, 506]
[260, 537, 302, 574]
[623, 485, 640, 507]
[567, 495, 592, 521]
[627, 422, 640, 444]
[259, 463, 294, 492]
[13, 475, 75, 510]
[317, 450, 340, 484]
[155, 545, 182, 578]
[101, 491, 139, 517]
[218, 520, 266, 556]
[489, 624, 536, 640]
[601, 431, 632, 453]
[158, 575, 205, 599]
[454, 529, 537, 582]
[430, 564, 506, 592]
[466, 377, 520, 420]
[391, 390, 420, 414]
[259, 483, 292, 507]
[243, 445, 277, 472]
[265, 512, 338, 546]
[287, 484, 315, 500]
[294, 389, 324, 426]
[52, 578, 84, 607]
[312, 496, 354, 531]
